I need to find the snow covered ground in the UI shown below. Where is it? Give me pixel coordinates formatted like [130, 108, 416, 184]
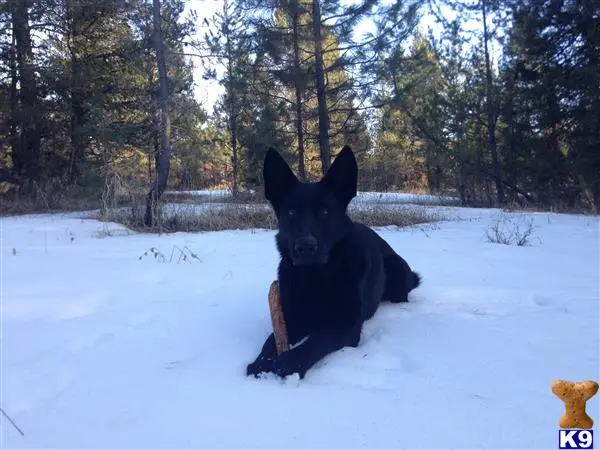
[165, 189, 234, 198]
[1, 203, 598, 449]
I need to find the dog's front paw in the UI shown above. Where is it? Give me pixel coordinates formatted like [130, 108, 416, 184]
[246, 357, 274, 378]
[272, 352, 306, 379]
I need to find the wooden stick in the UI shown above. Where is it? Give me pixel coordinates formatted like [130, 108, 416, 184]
[268, 280, 289, 354]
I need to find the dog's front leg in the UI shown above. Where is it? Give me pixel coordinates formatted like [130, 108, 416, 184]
[246, 333, 278, 377]
[272, 322, 362, 379]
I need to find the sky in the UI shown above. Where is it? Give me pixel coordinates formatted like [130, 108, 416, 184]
[183, 0, 224, 111]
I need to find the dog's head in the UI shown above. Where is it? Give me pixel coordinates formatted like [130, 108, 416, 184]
[263, 146, 358, 266]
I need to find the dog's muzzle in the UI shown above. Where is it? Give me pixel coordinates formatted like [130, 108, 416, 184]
[292, 236, 327, 265]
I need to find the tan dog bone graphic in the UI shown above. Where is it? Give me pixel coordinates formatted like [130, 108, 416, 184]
[552, 380, 599, 430]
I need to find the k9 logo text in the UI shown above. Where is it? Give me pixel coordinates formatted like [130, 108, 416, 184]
[559, 430, 594, 449]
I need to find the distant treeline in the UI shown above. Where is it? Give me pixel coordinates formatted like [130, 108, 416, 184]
[1, 0, 598, 211]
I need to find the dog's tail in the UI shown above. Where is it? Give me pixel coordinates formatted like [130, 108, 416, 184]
[410, 271, 421, 291]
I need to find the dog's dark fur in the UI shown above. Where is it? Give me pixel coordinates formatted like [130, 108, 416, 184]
[246, 145, 421, 379]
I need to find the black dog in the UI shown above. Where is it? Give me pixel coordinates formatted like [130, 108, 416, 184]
[246, 145, 421, 379]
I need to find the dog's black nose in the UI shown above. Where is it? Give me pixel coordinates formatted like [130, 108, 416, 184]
[294, 236, 318, 256]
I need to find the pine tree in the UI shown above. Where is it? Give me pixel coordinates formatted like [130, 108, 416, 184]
[6, 0, 41, 190]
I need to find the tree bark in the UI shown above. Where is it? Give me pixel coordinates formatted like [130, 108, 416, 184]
[147, 58, 157, 183]
[222, 0, 239, 196]
[64, 0, 88, 185]
[10, 0, 41, 189]
[311, 0, 331, 175]
[145, 0, 172, 226]
[505, 72, 518, 204]
[455, 107, 467, 205]
[8, 25, 18, 178]
[227, 57, 239, 196]
[291, 0, 306, 180]
[579, 0, 600, 210]
[546, 85, 563, 205]
[482, 0, 504, 205]
[69, 55, 86, 185]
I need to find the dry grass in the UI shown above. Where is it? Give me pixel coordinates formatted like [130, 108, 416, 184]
[486, 214, 540, 246]
[2, 181, 444, 233]
[161, 204, 278, 232]
[0, 172, 143, 217]
[353, 193, 461, 207]
[161, 190, 264, 205]
[348, 203, 441, 228]
[0, 190, 101, 216]
[99, 202, 277, 232]
[164, 189, 461, 208]
[502, 200, 598, 216]
[100, 200, 442, 233]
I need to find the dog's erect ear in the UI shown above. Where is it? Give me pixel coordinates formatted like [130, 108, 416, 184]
[321, 145, 357, 209]
[263, 148, 299, 210]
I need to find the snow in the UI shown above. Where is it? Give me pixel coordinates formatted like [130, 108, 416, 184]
[165, 188, 234, 198]
[1, 204, 598, 449]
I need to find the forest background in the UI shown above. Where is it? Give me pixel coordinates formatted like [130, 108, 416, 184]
[1, 0, 598, 224]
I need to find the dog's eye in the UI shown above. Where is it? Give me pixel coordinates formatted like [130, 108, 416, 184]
[288, 210, 297, 218]
[319, 208, 329, 218]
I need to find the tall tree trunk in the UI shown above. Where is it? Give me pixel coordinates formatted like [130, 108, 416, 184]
[8, 26, 18, 174]
[580, 0, 600, 210]
[546, 85, 563, 205]
[223, 0, 239, 196]
[228, 92, 239, 196]
[311, 0, 331, 175]
[145, 0, 172, 226]
[147, 58, 157, 183]
[474, 101, 489, 205]
[455, 107, 467, 205]
[228, 66, 239, 196]
[291, 0, 306, 180]
[69, 55, 86, 184]
[65, 0, 87, 185]
[10, 0, 41, 190]
[505, 72, 518, 204]
[1, 29, 20, 187]
[577, 0, 600, 210]
[482, 0, 504, 205]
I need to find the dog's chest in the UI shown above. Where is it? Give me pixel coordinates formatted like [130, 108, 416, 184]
[279, 263, 359, 339]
